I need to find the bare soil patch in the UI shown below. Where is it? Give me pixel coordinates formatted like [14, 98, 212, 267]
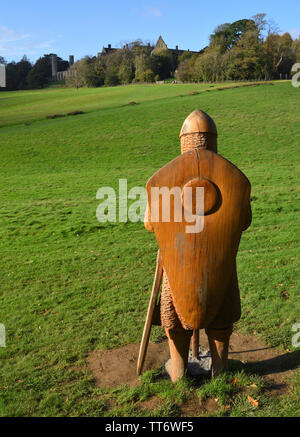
[87, 331, 298, 397]
[87, 341, 169, 389]
[180, 395, 220, 416]
[87, 331, 300, 417]
[139, 396, 162, 412]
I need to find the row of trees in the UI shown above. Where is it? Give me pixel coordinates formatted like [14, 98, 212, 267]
[176, 14, 300, 82]
[66, 41, 176, 87]
[67, 14, 300, 87]
[0, 43, 175, 90]
[1, 13, 300, 90]
[0, 55, 69, 90]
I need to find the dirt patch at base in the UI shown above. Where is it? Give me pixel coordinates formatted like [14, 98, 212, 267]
[87, 332, 298, 394]
[87, 342, 170, 389]
[139, 396, 162, 412]
[180, 395, 220, 416]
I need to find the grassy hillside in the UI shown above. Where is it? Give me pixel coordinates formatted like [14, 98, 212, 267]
[0, 81, 299, 417]
[0, 81, 277, 128]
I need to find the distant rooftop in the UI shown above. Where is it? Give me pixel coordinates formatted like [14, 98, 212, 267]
[99, 36, 201, 57]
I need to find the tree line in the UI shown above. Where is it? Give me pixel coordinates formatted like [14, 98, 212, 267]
[1, 14, 300, 91]
[0, 54, 69, 90]
[66, 40, 176, 88]
[175, 14, 300, 82]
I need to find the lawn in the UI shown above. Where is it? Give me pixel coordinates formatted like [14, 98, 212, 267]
[0, 81, 299, 417]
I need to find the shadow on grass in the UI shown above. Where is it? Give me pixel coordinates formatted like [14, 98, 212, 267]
[228, 348, 300, 383]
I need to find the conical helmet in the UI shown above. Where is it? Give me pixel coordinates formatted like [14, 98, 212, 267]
[180, 109, 218, 153]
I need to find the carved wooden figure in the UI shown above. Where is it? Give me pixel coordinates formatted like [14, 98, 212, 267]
[138, 110, 252, 382]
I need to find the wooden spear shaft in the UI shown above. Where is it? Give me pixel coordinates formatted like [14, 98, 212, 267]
[137, 250, 163, 376]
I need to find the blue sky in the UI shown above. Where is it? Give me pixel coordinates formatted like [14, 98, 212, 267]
[1, 0, 300, 63]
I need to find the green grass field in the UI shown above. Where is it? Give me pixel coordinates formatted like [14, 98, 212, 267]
[0, 81, 299, 417]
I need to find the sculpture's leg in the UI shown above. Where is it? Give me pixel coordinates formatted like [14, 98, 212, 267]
[191, 329, 199, 358]
[165, 328, 193, 382]
[205, 326, 233, 377]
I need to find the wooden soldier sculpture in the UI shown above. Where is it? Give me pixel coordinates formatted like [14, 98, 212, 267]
[137, 109, 252, 382]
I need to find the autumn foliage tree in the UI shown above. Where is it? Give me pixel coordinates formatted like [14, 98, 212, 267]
[176, 14, 300, 82]
[4, 13, 300, 90]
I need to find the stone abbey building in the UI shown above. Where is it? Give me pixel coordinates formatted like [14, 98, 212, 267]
[51, 36, 201, 80]
[99, 35, 200, 57]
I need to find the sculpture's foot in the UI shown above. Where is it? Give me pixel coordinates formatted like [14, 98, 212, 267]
[205, 326, 233, 378]
[165, 358, 173, 380]
[165, 328, 193, 383]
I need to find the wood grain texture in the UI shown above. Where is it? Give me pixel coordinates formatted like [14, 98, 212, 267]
[146, 148, 251, 330]
[137, 251, 163, 376]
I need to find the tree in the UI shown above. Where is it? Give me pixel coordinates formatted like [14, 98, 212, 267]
[251, 13, 267, 38]
[263, 32, 295, 79]
[175, 57, 194, 82]
[104, 51, 121, 86]
[91, 57, 106, 86]
[1, 56, 32, 90]
[141, 69, 155, 82]
[134, 52, 152, 82]
[209, 23, 232, 53]
[150, 49, 174, 80]
[118, 48, 134, 84]
[26, 54, 70, 89]
[66, 56, 95, 88]
[105, 66, 120, 86]
[292, 37, 300, 62]
[26, 55, 52, 89]
[276, 33, 295, 77]
[226, 29, 263, 80]
[209, 19, 257, 53]
[178, 51, 195, 63]
[57, 58, 69, 72]
[16, 56, 32, 89]
[194, 48, 225, 82]
[5, 62, 18, 90]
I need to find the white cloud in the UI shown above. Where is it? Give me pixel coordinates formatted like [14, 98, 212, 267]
[141, 6, 163, 18]
[0, 26, 56, 60]
[0, 26, 31, 44]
